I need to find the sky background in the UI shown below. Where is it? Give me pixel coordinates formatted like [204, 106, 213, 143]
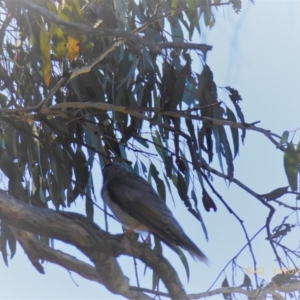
[1, 0, 300, 299]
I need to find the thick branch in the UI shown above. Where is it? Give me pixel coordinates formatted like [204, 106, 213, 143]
[0, 190, 187, 299]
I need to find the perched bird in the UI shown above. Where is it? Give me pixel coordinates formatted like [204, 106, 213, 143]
[101, 162, 209, 264]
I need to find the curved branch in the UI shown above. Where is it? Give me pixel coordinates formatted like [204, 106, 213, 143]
[0, 190, 187, 299]
[10, 228, 103, 282]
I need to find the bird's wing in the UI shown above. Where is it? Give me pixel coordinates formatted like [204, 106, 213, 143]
[104, 175, 182, 244]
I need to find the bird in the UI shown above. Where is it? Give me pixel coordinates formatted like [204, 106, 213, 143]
[101, 162, 209, 264]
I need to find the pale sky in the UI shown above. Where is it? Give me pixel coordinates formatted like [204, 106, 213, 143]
[1, 1, 300, 299]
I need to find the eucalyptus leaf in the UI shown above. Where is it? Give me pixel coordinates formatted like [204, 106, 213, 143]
[283, 142, 298, 191]
[280, 131, 289, 145]
[226, 106, 239, 158]
[150, 163, 166, 201]
[172, 246, 190, 281]
[152, 130, 165, 160]
[263, 186, 289, 201]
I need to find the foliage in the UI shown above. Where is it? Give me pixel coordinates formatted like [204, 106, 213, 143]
[0, 0, 299, 299]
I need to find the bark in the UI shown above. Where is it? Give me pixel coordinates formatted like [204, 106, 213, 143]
[0, 190, 187, 299]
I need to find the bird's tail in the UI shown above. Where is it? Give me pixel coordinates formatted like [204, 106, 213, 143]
[184, 239, 210, 266]
[154, 233, 210, 265]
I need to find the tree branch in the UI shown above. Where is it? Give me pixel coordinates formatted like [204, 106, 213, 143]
[0, 101, 283, 151]
[6, 0, 212, 54]
[0, 190, 187, 299]
[10, 228, 103, 282]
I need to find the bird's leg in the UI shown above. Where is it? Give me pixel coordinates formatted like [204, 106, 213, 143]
[124, 225, 152, 245]
[141, 232, 152, 245]
[124, 223, 143, 235]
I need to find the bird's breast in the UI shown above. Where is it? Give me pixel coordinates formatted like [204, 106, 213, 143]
[103, 190, 150, 233]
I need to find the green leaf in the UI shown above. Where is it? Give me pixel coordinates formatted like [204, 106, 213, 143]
[39, 24, 51, 87]
[283, 142, 298, 191]
[263, 186, 289, 201]
[212, 127, 224, 174]
[0, 223, 9, 266]
[185, 119, 197, 150]
[162, 171, 175, 204]
[117, 54, 139, 90]
[280, 131, 289, 145]
[72, 148, 89, 202]
[176, 171, 189, 202]
[192, 189, 209, 240]
[221, 277, 232, 299]
[174, 76, 186, 108]
[186, 0, 199, 38]
[152, 130, 165, 159]
[169, 17, 184, 42]
[171, 0, 179, 13]
[85, 173, 94, 222]
[230, 0, 242, 13]
[8, 231, 16, 259]
[297, 141, 300, 162]
[226, 106, 239, 158]
[133, 160, 139, 175]
[0, 93, 7, 108]
[150, 163, 166, 201]
[220, 127, 234, 177]
[242, 274, 252, 288]
[172, 246, 190, 281]
[152, 237, 162, 290]
[134, 136, 149, 148]
[140, 160, 147, 177]
[164, 155, 173, 179]
[84, 127, 99, 167]
[39, 186, 47, 203]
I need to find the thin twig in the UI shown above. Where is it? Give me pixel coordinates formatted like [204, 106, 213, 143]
[201, 169, 259, 287]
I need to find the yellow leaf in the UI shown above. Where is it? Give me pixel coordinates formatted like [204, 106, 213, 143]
[39, 24, 51, 87]
[49, 24, 56, 40]
[171, 0, 178, 15]
[68, 34, 80, 62]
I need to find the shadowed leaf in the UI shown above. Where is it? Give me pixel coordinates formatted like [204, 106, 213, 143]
[177, 171, 189, 202]
[241, 274, 252, 289]
[226, 106, 239, 158]
[172, 246, 190, 281]
[225, 86, 242, 102]
[221, 277, 232, 299]
[262, 186, 289, 201]
[150, 163, 166, 201]
[164, 155, 173, 179]
[283, 142, 298, 191]
[202, 188, 217, 212]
